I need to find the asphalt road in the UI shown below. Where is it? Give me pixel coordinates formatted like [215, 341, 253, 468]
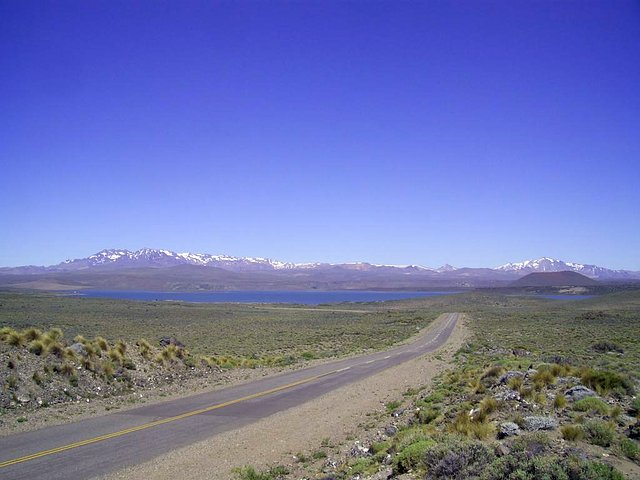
[0, 312, 459, 480]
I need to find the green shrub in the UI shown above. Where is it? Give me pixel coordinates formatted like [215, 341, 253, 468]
[630, 397, 640, 417]
[531, 369, 556, 388]
[393, 439, 436, 473]
[560, 424, 584, 441]
[417, 406, 440, 424]
[618, 437, 639, 460]
[6, 331, 25, 346]
[385, 400, 401, 413]
[46, 328, 63, 341]
[23, 327, 42, 342]
[573, 397, 609, 415]
[115, 340, 127, 356]
[554, 394, 567, 409]
[507, 376, 523, 392]
[232, 465, 289, 480]
[422, 436, 495, 479]
[108, 348, 123, 363]
[479, 396, 499, 416]
[449, 410, 495, 439]
[584, 419, 615, 447]
[581, 369, 634, 396]
[95, 337, 109, 351]
[28, 339, 46, 356]
[481, 365, 504, 381]
[48, 342, 64, 358]
[7, 374, 18, 389]
[592, 341, 623, 353]
[102, 361, 115, 379]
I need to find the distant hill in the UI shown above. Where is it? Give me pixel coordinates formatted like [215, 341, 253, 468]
[1, 249, 637, 292]
[510, 271, 599, 287]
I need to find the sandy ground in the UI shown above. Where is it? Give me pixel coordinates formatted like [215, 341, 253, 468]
[102, 313, 469, 480]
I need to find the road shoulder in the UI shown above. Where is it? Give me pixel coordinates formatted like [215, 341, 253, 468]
[103, 314, 469, 480]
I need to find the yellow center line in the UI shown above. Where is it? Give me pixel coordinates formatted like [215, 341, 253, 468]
[0, 313, 457, 470]
[0, 369, 336, 469]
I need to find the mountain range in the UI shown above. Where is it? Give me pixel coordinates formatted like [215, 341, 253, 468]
[0, 249, 638, 292]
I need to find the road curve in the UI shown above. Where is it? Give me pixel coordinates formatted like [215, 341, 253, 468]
[0, 312, 460, 480]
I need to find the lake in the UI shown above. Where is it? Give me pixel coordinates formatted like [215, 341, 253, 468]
[69, 290, 460, 305]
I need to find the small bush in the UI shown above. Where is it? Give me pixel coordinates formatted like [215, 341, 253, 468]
[507, 376, 523, 392]
[449, 411, 495, 439]
[23, 327, 42, 342]
[46, 328, 63, 341]
[618, 437, 639, 460]
[610, 405, 623, 419]
[581, 369, 634, 396]
[32, 371, 43, 385]
[531, 369, 556, 389]
[393, 439, 436, 473]
[592, 341, 623, 353]
[481, 366, 504, 381]
[479, 396, 499, 416]
[574, 397, 609, 415]
[108, 348, 123, 363]
[115, 340, 127, 356]
[102, 361, 115, 379]
[312, 450, 327, 460]
[7, 375, 18, 389]
[584, 419, 615, 447]
[385, 400, 401, 413]
[6, 331, 25, 346]
[48, 342, 64, 358]
[95, 337, 109, 351]
[561, 424, 585, 441]
[630, 397, 640, 417]
[422, 436, 496, 479]
[554, 394, 567, 409]
[28, 340, 47, 356]
[232, 465, 289, 480]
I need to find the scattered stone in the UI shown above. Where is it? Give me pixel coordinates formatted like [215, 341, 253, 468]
[523, 416, 557, 431]
[384, 425, 398, 437]
[68, 343, 87, 356]
[495, 389, 521, 402]
[350, 442, 371, 457]
[556, 376, 581, 386]
[366, 467, 392, 480]
[16, 393, 30, 404]
[498, 422, 520, 438]
[565, 385, 597, 402]
[627, 420, 640, 440]
[159, 336, 184, 348]
[512, 348, 531, 357]
[391, 408, 406, 417]
[525, 369, 538, 378]
[495, 443, 511, 457]
[498, 371, 524, 385]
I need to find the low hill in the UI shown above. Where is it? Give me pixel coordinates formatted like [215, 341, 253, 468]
[510, 271, 599, 287]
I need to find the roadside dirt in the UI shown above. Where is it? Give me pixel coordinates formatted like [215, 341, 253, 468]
[102, 314, 469, 480]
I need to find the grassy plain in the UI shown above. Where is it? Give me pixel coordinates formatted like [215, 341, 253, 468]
[299, 290, 640, 480]
[0, 292, 437, 361]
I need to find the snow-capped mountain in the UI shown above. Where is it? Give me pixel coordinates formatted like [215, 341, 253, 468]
[2, 250, 638, 285]
[496, 257, 635, 279]
[59, 248, 322, 272]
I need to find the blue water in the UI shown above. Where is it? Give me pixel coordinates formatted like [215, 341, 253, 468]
[71, 290, 460, 305]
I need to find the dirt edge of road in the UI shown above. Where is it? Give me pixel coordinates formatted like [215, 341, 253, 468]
[102, 313, 469, 480]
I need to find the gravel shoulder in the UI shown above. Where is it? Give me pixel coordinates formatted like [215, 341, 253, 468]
[102, 314, 469, 480]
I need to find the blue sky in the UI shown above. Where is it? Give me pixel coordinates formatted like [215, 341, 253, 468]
[1, 1, 639, 269]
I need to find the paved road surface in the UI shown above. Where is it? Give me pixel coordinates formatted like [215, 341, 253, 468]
[0, 312, 459, 479]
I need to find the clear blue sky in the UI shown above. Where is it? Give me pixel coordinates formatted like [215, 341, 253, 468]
[1, 1, 639, 269]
